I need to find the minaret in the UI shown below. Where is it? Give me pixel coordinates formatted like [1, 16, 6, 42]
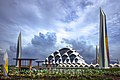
[3, 50, 8, 77]
[99, 8, 110, 68]
[16, 32, 22, 66]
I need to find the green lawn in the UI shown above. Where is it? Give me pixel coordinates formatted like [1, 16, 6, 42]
[0, 66, 120, 80]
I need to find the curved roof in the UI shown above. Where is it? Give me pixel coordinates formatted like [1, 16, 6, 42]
[44, 47, 86, 64]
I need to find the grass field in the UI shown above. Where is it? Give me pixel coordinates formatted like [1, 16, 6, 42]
[0, 66, 120, 80]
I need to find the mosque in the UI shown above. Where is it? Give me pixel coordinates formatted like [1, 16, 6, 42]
[41, 8, 120, 68]
[43, 47, 87, 66]
[14, 8, 120, 69]
[42, 47, 120, 68]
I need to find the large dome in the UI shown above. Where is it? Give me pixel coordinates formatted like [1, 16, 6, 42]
[43, 47, 86, 65]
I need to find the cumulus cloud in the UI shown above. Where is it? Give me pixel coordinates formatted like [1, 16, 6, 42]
[62, 38, 96, 63]
[23, 32, 57, 58]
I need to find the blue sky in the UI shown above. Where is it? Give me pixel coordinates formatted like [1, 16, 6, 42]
[0, 0, 120, 64]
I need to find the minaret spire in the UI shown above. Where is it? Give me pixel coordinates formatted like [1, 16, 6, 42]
[16, 32, 22, 66]
[99, 8, 110, 68]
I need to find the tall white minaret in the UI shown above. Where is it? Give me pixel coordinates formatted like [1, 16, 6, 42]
[3, 50, 8, 76]
[99, 8, 110, 68]
[16, 32, 22, 66]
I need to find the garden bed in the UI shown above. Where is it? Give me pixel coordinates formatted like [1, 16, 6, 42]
[0, 66, 120, 80]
